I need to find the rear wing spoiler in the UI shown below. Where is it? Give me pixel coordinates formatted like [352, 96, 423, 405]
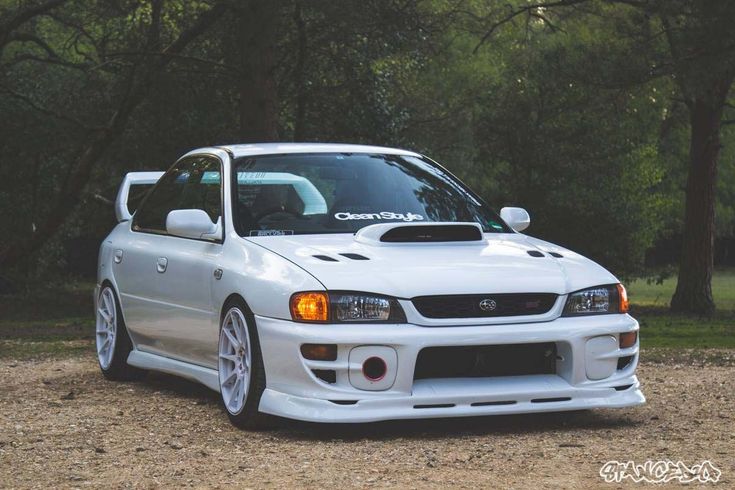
[115, 171, 164, 222]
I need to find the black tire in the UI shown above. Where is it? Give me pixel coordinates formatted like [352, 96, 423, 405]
[97, 284, 146, 381]
[219, 298, 273, 430]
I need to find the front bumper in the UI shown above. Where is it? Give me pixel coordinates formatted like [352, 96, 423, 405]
[255, 314, 645, 423]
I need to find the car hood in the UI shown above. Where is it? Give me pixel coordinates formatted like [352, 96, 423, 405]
[244, 233, 618, 298]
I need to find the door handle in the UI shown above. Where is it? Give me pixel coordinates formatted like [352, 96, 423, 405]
[113, 249, 124, 264]
[156, 257, 168, 273]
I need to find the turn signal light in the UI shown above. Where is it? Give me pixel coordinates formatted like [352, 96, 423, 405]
[619, 331, 637, 349]
[616, 284, 629, 313]
[290, 292, 329, 322]
[300, 343, 337, 361]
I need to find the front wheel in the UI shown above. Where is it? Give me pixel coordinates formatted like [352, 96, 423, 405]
[96, 285, 145, 381]
[218, 301, 270, 429]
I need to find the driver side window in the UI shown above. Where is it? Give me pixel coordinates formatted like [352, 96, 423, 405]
[133, 156, 222, 235]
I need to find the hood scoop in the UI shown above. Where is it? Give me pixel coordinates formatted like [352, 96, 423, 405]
[355, 222, 484, 246]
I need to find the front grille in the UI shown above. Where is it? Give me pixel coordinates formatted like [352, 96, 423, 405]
[412, 293, 557, 319]
[414, 342, 557, 380]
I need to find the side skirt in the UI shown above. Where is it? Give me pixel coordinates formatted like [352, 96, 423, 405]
[127, 350, 220, 393]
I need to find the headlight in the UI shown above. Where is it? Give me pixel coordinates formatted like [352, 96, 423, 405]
[290, 291, 407, 323]
[562, 284, 629, 316]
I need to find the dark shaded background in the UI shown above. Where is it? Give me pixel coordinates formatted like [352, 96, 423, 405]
[1, 0, 734, 312]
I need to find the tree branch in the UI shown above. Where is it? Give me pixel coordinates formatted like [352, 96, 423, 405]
[0, 84, 99, 130]
[0, 0, 69, 52]
[0, 1, 230, 268]
[7, 32, 60, 58]
[473, 0, 590, 53]
[1, 0, 69, 32]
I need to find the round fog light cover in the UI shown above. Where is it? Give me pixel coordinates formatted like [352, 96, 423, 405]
[362, 356, 387, 381]
[348, 346, 398, 391]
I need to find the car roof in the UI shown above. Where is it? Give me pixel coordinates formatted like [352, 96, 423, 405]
[183, 142, 422, 160]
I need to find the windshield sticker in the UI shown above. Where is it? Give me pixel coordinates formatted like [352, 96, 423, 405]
[334, 212, 424, 222]
[249, 230, 294, 237]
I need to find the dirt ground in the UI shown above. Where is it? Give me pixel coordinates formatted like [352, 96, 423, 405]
[1, 350, 733, 489]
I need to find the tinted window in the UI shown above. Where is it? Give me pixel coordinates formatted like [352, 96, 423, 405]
[133, 156, 221, 234]
[232, 153, 509, 236]
[127, 184, 155, 215]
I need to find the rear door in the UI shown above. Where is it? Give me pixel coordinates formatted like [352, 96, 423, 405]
[115, 155, 224, 367]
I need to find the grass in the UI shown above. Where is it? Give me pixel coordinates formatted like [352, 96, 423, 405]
[0, 338, 93, 360]
[628, 269, 735, 349]
[0, 282, 95, 360]
[0, 272, 733, 359]
[627, 269, 735, 310]
[635, 313, 735, 348]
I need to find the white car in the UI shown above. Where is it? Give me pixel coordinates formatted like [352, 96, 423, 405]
[96, 143, 644, 428]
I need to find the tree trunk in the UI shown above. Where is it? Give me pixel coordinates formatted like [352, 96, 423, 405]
[293, 1, 307, 141]
[236, 0, 279, 142]
[670, 97, 723, 315]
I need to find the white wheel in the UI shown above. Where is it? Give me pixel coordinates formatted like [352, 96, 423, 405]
[219, 307, 252, 415]
[96, 287, 117, 369]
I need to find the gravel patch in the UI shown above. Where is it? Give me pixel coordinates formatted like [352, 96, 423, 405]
[1, 354, 733, 488]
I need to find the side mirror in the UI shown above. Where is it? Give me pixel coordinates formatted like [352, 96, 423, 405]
[166, 209, 221, 240]
[500, 207, 530, 232]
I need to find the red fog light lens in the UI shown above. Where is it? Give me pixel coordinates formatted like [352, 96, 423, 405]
[619, 331, 637, 349]
[300, 344, 337, 361]
[362, 357, 387, 381]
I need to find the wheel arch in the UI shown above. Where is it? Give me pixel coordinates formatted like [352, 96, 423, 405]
[97, 279, 135, 349]
[218, 292, 269, 405]
[220, 293, 255, 323]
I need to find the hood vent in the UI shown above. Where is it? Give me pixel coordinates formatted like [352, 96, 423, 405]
[340, 253, 370, 260]
[380, 224, 482, 243]
[313, 254, 338, 262]
[527, 250, 545, 258]
[548, 252, 563, 258]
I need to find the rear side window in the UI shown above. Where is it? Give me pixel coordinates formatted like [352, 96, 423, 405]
[126, 184, 155, 215]
[133, 156, 222, 234]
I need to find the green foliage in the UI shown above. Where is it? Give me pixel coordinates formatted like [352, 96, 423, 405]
[394, 2, 675, 278]
[0, 0, 734, 285]
[717, 124, 735, 238]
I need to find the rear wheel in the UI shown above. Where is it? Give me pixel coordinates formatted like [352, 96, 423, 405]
[96, 285, 145, 381]
[218, 300, 270, 429]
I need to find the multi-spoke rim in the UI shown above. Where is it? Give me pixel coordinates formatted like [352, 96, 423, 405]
[96, 287, 117, 369]
[218, 307, 252, 415]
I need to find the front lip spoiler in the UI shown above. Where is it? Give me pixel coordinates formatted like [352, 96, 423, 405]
[258, 376, 645, 423]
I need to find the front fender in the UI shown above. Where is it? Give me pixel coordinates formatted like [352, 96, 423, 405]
[212, 233, 325, 321]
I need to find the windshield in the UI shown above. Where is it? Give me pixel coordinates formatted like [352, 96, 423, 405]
[232, 153, 510, 236]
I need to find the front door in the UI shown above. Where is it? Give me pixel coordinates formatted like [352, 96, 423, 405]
[117, 155, 224, 367]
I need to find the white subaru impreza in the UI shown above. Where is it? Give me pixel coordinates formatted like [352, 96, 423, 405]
[96, 143, 644, 428]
